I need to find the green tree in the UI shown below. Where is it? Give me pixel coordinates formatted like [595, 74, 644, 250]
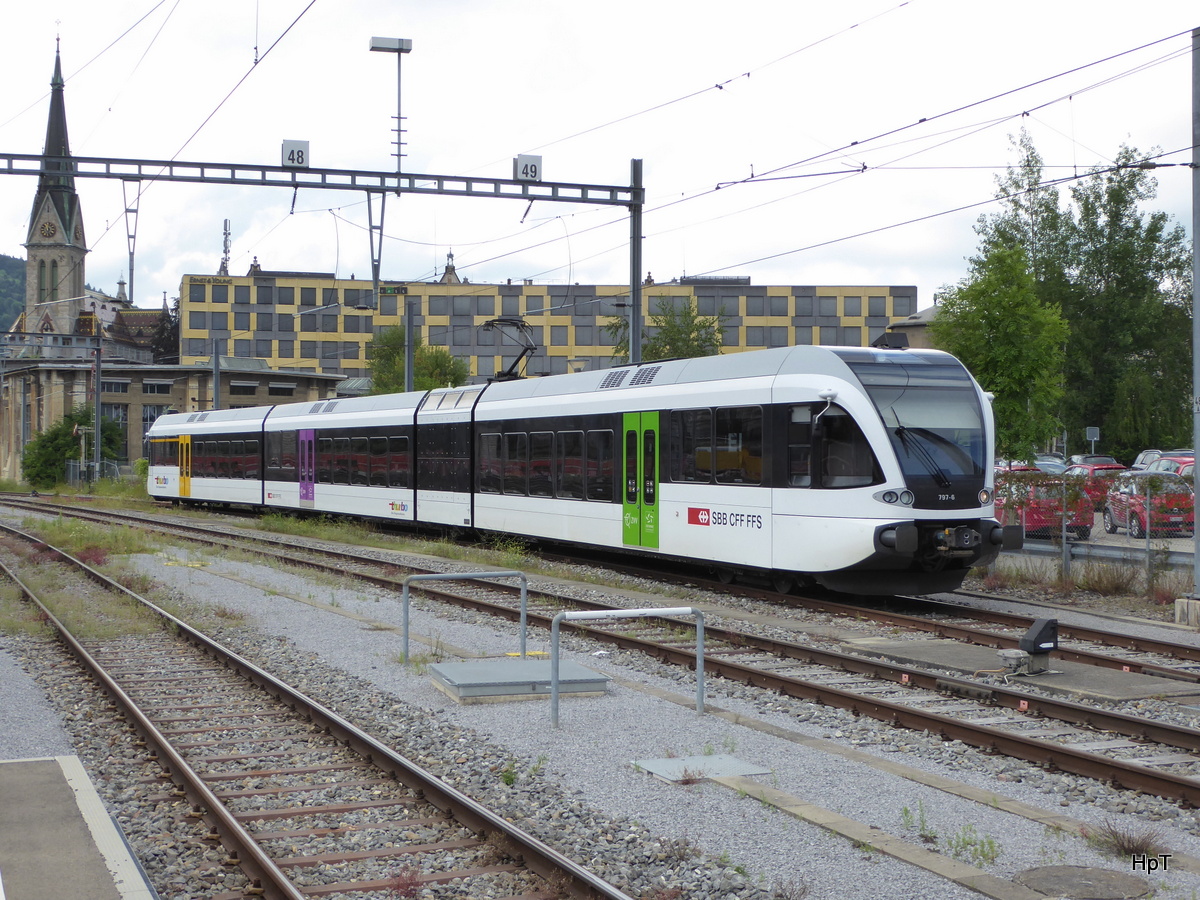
[957, 132, 1191, 463]
[1061, 145, 1191, 460]
[150, 296, 180, 363]
[931, 246, 1068, 462]
[366, 326, 469, 393]
[605, 295, 725, 363]
[21, 406, 123, 489]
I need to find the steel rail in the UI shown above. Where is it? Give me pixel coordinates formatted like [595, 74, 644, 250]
[0, 556, 305, 899]
[11, 498, 1198, 679]
[10, 505, 1200, 804]
[0, 523, 636, 900]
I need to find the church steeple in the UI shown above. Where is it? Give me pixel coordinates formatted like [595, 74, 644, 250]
[29, 42, 83, 244]
[24, 42, 88, 319]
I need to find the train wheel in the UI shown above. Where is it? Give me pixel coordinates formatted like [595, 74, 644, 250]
[715, 567, 737, 585]
[772, 573, 795, 594]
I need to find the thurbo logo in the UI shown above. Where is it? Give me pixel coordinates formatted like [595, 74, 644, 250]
[388, 501, 409, 514]
[154, 475, 169, 486]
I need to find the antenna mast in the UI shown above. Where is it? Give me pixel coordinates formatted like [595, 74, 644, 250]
[218, 219, 231, 276]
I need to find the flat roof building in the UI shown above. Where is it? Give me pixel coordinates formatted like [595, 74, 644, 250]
[179, 261, 919, 382]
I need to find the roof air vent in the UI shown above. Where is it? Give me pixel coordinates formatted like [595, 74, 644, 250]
[599, 370, 629, 389]
[630, 365, 662, 386]
[309, 403, 326, 414]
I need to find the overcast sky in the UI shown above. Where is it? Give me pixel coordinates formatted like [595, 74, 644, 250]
[0, 1, 1195, 310]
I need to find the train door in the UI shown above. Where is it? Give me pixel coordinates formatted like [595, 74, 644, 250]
[622, 411, 659, 549]
[179, 435, 191, 498]
[298, 429, 315, 508]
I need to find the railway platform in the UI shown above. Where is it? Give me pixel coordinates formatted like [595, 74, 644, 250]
[848, 637, 1200, 703]
[0, 756, 157, 900]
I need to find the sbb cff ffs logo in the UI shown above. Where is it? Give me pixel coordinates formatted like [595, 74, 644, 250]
[688, 508, 764, 529]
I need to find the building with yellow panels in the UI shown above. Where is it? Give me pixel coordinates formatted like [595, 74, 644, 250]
[179, 260, 919, 382]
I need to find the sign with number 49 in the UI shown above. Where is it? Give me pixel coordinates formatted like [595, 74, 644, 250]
[513, 155, 542, 182]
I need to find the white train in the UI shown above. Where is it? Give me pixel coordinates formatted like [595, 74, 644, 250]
[147, 345, 1021, 595]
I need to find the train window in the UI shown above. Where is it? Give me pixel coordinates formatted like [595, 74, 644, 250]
[625, 430, 639, 503]
[266, 432, 297, 482]
[504, 433, 528, 496]
[529, 432, 554, 497]
[150, 439, 178, 466]
[585, 430, 615, 501]
[790, 404, 881, 489]
[643, 430, 656, 505]
[230, 441, 244, 478]
[714, 407, 762, 484]
[557, 431, 584, 499]
[787, 407, 813, 486]
[418, 423, 472, 493]
[351, 437, 370, 485]
[333, 438, 351, 484]
[479, 433, 502, 493]
[317, 438, 333, 483]
[387, 436, 410, 488]
[245, 440, 259, 479]
[669, 409, 713, 483]
[217, 441, 230, 477]
[369, 437, 388, 485]
[820, 407, 881, 487]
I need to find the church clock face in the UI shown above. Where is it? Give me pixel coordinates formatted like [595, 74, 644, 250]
[39, 221, 56, 238]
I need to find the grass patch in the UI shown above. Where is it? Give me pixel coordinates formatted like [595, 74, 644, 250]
[22, 516, 155, 558]
[259, 512, 380, 545]
[0, 584, 55, 637]
[1073, 562, 1141, 596]
[1081, 817, 1167, 859]
[20, 565, 161, 640]
[85, 478, 151, 503]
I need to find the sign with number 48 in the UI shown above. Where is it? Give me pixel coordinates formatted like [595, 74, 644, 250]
[282, 140, 310, 168]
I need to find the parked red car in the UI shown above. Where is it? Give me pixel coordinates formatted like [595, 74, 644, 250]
[1102, 471, 1195, 538]
[995, 477, 1093, 540]
[1144, 455, 1193, 476]
[1063, 462, 1128, 510]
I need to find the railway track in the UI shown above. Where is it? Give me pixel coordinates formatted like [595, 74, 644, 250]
[0, 523, 634, 900]
[11, 495, 1200, 684]
[8, 499, 1200, 814]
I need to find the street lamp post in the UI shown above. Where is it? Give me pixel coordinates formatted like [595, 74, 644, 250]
[369, 36, 412, 175]
[370, 36, 415, 392]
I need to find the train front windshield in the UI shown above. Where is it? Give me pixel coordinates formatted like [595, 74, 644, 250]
[843, 356, 986, 494]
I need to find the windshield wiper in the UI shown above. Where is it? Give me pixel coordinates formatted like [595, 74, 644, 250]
[896, 426, 952, 488]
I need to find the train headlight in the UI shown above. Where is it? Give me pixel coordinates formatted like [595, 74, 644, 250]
[899, 490, 914, 506]
[978, 488, 992, 505]
[882, 490, 898, 503]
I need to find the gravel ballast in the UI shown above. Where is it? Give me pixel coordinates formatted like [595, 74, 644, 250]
[5, 542, 1200, 899]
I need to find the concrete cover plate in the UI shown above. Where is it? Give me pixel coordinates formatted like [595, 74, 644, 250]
[429, 658, 608, 700]
[632, 754, 770, 783]
[1014, 865, 1151, 899]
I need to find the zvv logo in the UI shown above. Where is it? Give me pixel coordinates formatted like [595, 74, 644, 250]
[688, 508, 710, 526]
